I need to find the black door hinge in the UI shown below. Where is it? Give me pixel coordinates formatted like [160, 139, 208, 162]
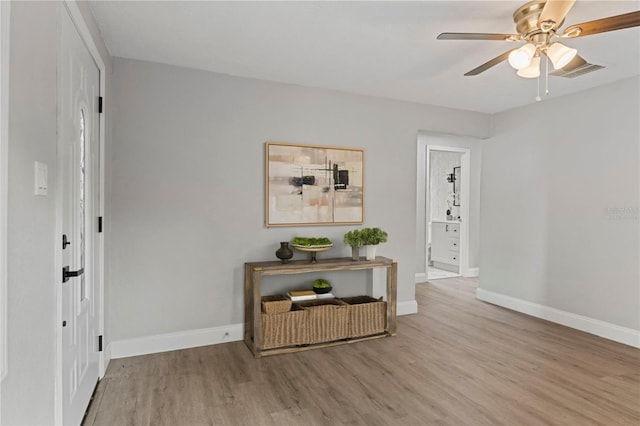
[98, 335, 103, 352]
[98, 96, 103, 114]
[98, 216, 103, 233]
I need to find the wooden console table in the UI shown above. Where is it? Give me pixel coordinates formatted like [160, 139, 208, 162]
[244, 256, 397, 357]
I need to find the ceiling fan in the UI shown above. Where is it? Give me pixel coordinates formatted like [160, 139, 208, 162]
[437, 0, 640, 80]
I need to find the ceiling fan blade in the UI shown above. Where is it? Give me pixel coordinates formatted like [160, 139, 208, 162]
[464, 50, 512, 76]
[437, 32, 521, 41]
[549, 55, 605, 78]
[560, 10, 640, 38]
[560, 54, 586, 72]
[538, 0, 576, 30]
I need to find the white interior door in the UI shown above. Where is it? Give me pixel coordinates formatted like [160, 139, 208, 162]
[59, 7, 100, 425]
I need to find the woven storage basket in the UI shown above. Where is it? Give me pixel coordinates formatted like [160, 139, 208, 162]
[341, 296, 386, 338]
[261, 305, 308, 349]
[261, 295, 292, 314]
[297, 299, 350, 344]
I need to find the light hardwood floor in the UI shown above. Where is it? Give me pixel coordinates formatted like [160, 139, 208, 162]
[85, 277, 640, 425]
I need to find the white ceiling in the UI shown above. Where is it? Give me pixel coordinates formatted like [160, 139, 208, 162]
[88, 1, 640, 114]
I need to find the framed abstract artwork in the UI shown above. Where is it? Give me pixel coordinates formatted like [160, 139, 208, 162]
[265, 142, 364, 227]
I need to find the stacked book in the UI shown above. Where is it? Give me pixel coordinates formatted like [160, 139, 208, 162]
[316, 292, 335, 299]
[287, 290, 317, 301]
[287, 290, 336, 301]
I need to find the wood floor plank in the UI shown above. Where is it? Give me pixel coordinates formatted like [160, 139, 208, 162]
[91, 376, 154, 426]
[85, 277, 640, 425]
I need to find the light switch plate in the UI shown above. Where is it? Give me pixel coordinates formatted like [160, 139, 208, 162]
[34, 161, 48, 196]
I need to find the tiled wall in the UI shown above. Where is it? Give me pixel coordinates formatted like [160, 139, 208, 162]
[429, 151, 461, 222]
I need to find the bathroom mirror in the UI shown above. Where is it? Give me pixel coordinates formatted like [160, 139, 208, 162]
[453, 166, 460, 206]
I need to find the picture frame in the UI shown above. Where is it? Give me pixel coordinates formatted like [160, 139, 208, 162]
[265, 142, 364, 227]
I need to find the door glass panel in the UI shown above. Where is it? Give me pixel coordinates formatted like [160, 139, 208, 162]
[79, 109, 86, 301]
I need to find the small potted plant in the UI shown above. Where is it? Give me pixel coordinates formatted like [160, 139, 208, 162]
[360, 227, 388, 260]
[343, 229, 364, 261]
[311, 278, 332, 294]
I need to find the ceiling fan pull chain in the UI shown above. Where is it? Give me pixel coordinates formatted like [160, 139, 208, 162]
[545, 55, 550, 96]
[536, 75, 541, 102]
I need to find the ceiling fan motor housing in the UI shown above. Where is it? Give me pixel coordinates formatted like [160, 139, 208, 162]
[513, 0, 562, 40]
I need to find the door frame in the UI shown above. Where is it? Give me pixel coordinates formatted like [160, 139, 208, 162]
[416, 136, 472, 281]
[55, 1, 106, 424]
[425, 145, 471, 277]
[0, 0, 9, 386]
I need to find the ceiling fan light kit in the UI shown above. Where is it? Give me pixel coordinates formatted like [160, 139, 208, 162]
[517, 56, 541, 78]
[546, 42, 578, 69]
[437, 0, 640, 100]
[508, 43, 537, 69]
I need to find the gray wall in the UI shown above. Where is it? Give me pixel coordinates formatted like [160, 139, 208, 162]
[1, 2, 111, 424]
[3, 3, 58, 423]
[109, 57, 490, 342]
[480, 76, 640, 330]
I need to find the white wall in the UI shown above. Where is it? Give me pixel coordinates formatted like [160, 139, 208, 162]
[416, 133, 483, 275]
[108, 57, 490, 346]
[1, 2, 110, 424]
[2, 3, 59, 423]
[480, 77, 640, 336]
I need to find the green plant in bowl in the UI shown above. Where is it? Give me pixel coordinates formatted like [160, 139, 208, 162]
[311, 278, 332, 294]
[291, 237, 333, 247]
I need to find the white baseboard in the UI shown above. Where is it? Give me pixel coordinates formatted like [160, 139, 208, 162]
[432, 261, 458, 273]
[398, 300, 418, 316]
[417, 269, 479, 282]
[110, 323, 244, 359]
[464, 267, 479, 278]
[112, 301, 419, 359]
[476, 288, 640, 348]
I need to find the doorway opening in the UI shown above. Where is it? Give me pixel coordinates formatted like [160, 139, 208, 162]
[428, 149, 462, 279]
[416, 142, 471, 281]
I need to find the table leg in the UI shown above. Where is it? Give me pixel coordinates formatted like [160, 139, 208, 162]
[244, 264, 252, 349]
[387, 261, 397, 336]
[252, 270, 263, 357]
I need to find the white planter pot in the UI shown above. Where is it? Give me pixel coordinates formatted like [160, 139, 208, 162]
[365, 245, 377, 260]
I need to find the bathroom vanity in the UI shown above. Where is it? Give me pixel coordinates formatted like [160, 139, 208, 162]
[431, 220, 460, 272]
